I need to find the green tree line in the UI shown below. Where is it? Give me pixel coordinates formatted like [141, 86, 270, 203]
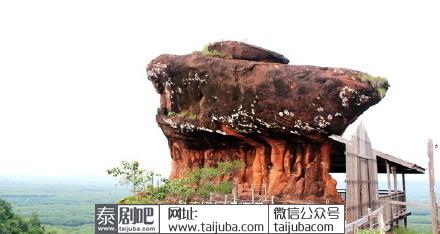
[0, 199, 46, 234]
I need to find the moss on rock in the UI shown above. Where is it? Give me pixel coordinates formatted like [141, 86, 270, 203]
[358, 73, 389, 98]
[196, 44, 232, 58]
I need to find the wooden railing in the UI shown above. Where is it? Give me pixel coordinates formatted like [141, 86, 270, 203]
[337, 189, 346, 200]
[378, 189, 408, 228]
[345, 206, 385, 234]
[338, 188, 409, 231]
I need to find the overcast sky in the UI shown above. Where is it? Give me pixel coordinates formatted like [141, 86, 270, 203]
[0, 1, 439, 183]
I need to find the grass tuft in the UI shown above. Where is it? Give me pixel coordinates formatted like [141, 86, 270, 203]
[193, 44, 232, 58]
[177, 110, 197, 120]
[357, 227, 430, 234]
[166, 110, 197, 120]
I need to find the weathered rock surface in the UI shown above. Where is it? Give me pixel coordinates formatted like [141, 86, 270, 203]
[147, 41, 388, 204]
[208, 41, 290, 64]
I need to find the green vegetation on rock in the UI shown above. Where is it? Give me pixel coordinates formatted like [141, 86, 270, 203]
[167, 110, 197, 120]
[177, 110, 197, 120]
[358, 73, 389, 98]
[194, 44, 232, 58]
[115, 160, 244, 204]
[270, 122, 281, 129]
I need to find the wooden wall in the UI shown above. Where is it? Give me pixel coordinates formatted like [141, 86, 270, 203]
[346, 123, 379, 223]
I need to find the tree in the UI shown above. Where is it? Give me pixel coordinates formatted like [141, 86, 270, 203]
[0, 199, 45, 234]
[107, 161, 157, 196]
[29, 212, 41, 227]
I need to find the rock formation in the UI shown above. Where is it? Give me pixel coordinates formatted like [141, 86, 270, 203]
[147, 41, 389, 204]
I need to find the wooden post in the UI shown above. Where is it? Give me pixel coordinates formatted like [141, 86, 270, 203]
[224, 195, 228, 204]
[386, 162, 392, 195]
[428, 139, 439, 234]
[402, 173, 407, 228]
[368, 208, 373, 230]
[346, 140, 358, 223]
[378, 208, 385, 234]
[271, 195, 274, 204]
[402, 173, 406, 192]
[386, 161, 393, 229]
[392, 167, 397, 192]
[392, 166, 398, 227]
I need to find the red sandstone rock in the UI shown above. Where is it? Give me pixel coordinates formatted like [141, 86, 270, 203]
[208, 41, 289, 64]
[147, 41, 388, 204]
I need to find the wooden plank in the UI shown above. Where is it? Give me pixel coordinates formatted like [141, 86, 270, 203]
[374, 150, 425, 174]
[386, 162, 391, 195]
[329, 134, 349, 144]
[346, 140, 358, 223]
[345, 206, 385, 232]
[428, 139, 439, 234]
[368, 207, 373, 230]
[368, 157, 379, 210]
[402, 173, 408, 228]
[355, 124, 369, 217]
[378, 207, 386, 234]
[360, 158, 369, 216]
[386, 161, 393, 229]
[346, 123, 379, 222]
[381, 199, 432, 208]
[329, 134, 425, 174]
[365, 129, 379, 211]
[392, 167, 397, 192]
[351, 125, 361, 220]
[402, 173, 406, 192]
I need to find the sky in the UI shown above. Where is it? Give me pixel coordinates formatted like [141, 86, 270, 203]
[0, 1, 439, 183]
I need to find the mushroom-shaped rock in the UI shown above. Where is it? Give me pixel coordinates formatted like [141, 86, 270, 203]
[147, 41, 388, 204]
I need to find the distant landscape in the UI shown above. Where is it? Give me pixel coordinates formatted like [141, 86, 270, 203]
[0, 176, 128, 233]
[0, 175, 436, 233]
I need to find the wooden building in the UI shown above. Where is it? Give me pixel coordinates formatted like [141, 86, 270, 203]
[328, 123, 425, 230]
